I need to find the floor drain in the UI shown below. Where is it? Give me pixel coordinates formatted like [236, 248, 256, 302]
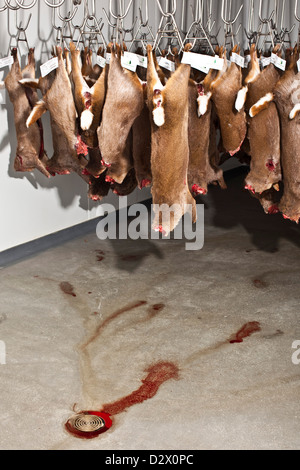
[65, 411, 112, 439]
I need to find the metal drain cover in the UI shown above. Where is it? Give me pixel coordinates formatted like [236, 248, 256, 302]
[65, 411, 112, 439]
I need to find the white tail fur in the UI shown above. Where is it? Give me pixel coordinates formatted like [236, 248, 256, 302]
[249, 92, 274, 117]
[26, 100, 46, 127]
[235, 86, 248, 112]
[197, 92, 211, 117]
[289, 103, 300, 120]
[80, 109, 94, 130]
[153, 106, 165, 127]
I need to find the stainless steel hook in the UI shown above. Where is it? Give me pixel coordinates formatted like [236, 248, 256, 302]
[15, 0, 37, 8]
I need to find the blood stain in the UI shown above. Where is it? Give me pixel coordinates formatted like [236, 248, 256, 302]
[147, 303, 165, 319]
[81, 300, 147, 348]
[229, 321, 261, 344]
[95, 250, 105, 261]
[253, 279, 268, 288]
[100, 361, 179, 416]
[59, 281, 76, 297]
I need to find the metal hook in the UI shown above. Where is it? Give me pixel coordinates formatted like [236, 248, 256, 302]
[139, 0, 149, 27]
[0, 1, 7, 11]
[295, 0, 300, 22]
[155, 0, 176, 17]
[44, 0, 65, 8]
[107, 0, 133, 20]
[15, 0, 37, 8]
[221, 0, 243, 26]
[258, 0, 275, 24]
[57, 0, 78, 21]
[5, 0, 24, 10]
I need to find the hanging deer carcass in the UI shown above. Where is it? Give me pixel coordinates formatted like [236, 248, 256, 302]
[239, 45, 282, 214]
[4, 48, 50, 178]
[21, 46, 89, 180]
[146, 44, 196, 236]
[97, 46, 145, 185]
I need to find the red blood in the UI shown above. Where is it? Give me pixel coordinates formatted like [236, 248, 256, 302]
[75, 135, 88, 156]
[192, 184, 207, 195]
[154, 225, 167, 235]
[139, 179, 151, 189]
[229, 321, 261, 344]
[197, 84, 204, 95]
[268, 205, 279, 215]
[153, 89, 161, 96]
[266, 159, 276, 171]
[100, 361, 179, 416]
[105, 175, 115, 183]
[65, 411, 112, 439]
[245, 184, 256, 194]
[96, 249, 105, 261]
[59, 281, 76, 297]
[101, 159, 111, 168]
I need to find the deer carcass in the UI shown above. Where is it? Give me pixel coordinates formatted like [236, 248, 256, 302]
[146, 44, 196, 235]
[272, 47, 300, 222]
[69, 41, 107, 178]
[187, 63, 226, 197]
[22, 46, 89, 179]
[240, 45, 282, 212]
[209, 46, 247, 156]
[4, 48, 50, 178]
[97, 46, 145, 184]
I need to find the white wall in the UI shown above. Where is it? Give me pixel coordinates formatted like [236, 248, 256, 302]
[0, 0, 297, 252]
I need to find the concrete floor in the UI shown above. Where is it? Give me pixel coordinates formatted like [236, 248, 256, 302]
[0, 167, 300, 450]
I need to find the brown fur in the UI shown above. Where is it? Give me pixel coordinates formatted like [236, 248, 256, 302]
[187, 79, 225, 196]
[69, 41, 107, 177]
[132, 84, 152, 189]
[97, 46, 145, 184]
[146, 45, 196, 235]
[25, 47, 89, 179]
[273, 47, 300, 222]
[209, 46, 247, 155]
[244, 46, 282, 196]
[5, 48, 50, 178]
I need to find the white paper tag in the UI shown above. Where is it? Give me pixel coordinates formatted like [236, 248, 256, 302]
[271, 53, 286, 71]
[106, 52, 111, 64]
[210, 55, 224, 70]
[181, 51, 209, 73]
[122, 51, 138, 72]
[244, 54, 251, 65]
[260, 56, 271, 68]
[0, 55, 14, 69]
[96, 54, 106, 68]
[297, 58, 300, 73]
[157, 56, 176, 72]
[230, 52, 245, 68]
[40, 57, 58, 77]
[135, 53, 147, 68]
[182, 51, 224, 73]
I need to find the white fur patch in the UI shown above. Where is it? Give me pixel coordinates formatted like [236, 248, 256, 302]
[289, 103, 300, 120]
[235, 86, 248, 112]
[153, 106, 165, 127]
[26, 100, 46, 128]
[19, 78, 39, 87]
[249, 92, 273, 117]
[197, 92, 211, 117]
[80, 109, 94, 130]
